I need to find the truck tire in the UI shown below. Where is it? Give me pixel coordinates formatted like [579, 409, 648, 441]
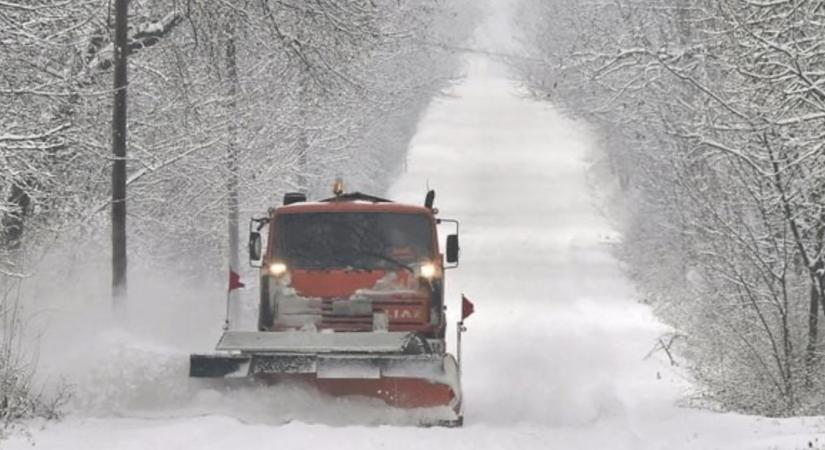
[258, 276, 273, 331]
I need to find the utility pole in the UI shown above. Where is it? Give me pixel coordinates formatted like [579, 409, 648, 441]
[226, 17, 241, 326]
[112, 0, 129, 305]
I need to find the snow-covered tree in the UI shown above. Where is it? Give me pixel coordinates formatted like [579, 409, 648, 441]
[516, 0, 825, 415]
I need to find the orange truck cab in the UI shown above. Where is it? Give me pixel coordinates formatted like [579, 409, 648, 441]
[248, 189, 460, 351]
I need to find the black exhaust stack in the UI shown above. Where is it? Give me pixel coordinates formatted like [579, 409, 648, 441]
[425, 190, 435, 209]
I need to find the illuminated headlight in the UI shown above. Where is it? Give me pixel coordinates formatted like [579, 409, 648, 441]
[268, 262, 288, 276]
[420, 262, 437, 279]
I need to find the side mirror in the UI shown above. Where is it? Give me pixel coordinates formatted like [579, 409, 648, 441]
[249, 232, 262, 265]
[446, 234, 459, 264]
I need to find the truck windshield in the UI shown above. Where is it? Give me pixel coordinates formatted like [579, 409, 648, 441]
[273, 212, 435, 270]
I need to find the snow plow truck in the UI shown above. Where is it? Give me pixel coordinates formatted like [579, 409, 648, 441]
[190, 182, 469, 426]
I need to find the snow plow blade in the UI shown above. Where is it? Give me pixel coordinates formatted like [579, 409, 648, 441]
[189, 331, 462, 423]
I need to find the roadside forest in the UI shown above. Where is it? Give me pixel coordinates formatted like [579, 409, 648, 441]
[517, 1, 825, 416]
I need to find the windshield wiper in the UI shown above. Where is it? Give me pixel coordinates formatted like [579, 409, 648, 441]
[347, 249, 414, 274]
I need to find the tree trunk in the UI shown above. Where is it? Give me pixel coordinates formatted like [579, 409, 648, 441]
[225, 16, 241, 326]
[806, 280, 819, 364]
[111, 0, 129, 305]
[806, 225, 825, 378]
[297, 67, 310, 194]
[2, 183, 30, 250]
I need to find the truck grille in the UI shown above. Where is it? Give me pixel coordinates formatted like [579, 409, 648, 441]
[319, 296, 428, 331]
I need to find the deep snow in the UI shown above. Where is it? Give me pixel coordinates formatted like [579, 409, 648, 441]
[7, 9, 825, 450]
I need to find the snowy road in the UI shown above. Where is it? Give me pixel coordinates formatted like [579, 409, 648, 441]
[8, 48, 824, 450]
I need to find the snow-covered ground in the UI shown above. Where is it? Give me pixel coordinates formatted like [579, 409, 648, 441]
[7, 8, 825, 450]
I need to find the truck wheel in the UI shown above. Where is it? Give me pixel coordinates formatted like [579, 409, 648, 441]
[258, 277, 273, 331]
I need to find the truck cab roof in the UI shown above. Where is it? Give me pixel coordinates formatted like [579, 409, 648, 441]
[274, 192, 434, 216]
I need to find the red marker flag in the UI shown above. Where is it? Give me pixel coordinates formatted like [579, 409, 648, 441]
[461, 294, 474, 321]
[229, 270, 245, 292]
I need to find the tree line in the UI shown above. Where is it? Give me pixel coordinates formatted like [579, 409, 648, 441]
[517, 0, 825, 416]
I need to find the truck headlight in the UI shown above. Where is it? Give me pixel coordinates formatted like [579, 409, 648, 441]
[268, 262, 288, 277]
[420, 262, 437, 279]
